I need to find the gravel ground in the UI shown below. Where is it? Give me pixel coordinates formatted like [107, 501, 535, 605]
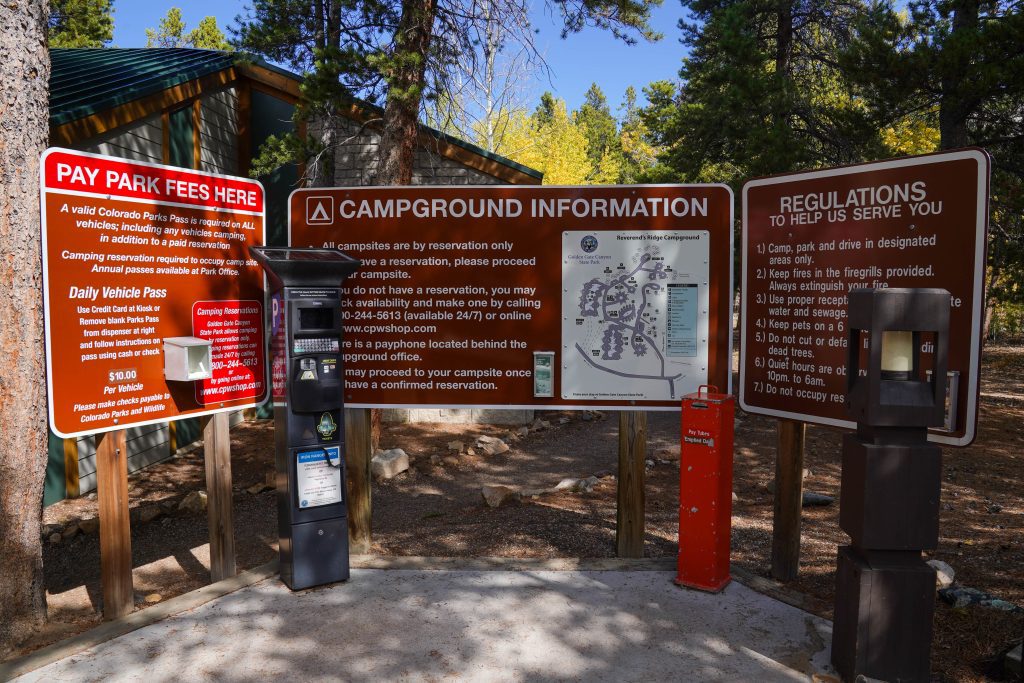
[14, 346, 1024, 680]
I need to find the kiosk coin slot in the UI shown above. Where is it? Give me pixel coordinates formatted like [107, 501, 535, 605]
[250, 247, 360, 590]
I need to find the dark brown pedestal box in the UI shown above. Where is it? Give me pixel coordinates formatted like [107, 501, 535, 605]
[832, 546, 936, 682]
[839, 435, 941, 551]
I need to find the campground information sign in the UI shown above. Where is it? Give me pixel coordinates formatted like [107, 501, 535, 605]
[741, 149, 989, 446]
[290, 185, 734, 409]
[41, 148, 267, 438]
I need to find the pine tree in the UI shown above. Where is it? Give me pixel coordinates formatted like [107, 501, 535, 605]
[235, 0, 390, 185]
[49, 0, 113, 48]
[843, 0, 1024, 338]
[660, 0, 880, 183]
[534, 92, 558, 126]
[0, 0, 50, 657]
[575, 83, 620, 172]
[618, 86, 658, 183]
[146, 9, 231, 50]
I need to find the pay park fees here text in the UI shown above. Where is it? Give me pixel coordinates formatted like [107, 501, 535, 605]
[290, 186, 734, 408]
[42, 150, 266, 436]
[741, 152, 987, 439]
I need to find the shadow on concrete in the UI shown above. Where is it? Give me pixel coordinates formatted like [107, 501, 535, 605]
[18, 568, 834, 682]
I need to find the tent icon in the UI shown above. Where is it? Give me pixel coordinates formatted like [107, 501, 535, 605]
[306, 196, 334, 224]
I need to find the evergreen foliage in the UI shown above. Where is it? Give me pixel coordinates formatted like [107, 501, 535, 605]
[49, 0, 113, 48]
[841, 0, 1024, 335]
[145, 8, 231, 50]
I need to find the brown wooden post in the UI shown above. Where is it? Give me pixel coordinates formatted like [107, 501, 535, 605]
[616, 410, 647, 558]
[63, 437, 80, 498]
[370, 408, 382, 452]
[167, 420, 177, 454]
[202, 413, 236, 582]
[95, 429, 133, 619]
[771, 418, 806, 581]
[345, 407, 372, 554]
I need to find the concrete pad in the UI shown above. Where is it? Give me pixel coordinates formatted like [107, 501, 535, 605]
[13, 569, 834, 682]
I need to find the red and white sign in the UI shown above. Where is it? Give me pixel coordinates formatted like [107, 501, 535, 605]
[192, 300, 266, 405]
[41, 148, 267, 438]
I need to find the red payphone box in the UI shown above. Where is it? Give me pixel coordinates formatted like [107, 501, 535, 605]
[677, 385, 735, 592]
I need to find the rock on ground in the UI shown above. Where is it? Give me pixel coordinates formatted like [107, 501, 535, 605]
[801, 492, 834, 507]
[137, 506, 162, 524]
[655, 447, 680, 461]
[178, 490, 208, 514]
[372, 449, 410, 480]
[481, 485, 518, 508]
[478, 439, 510, 456]
[77, 517, 99, 534]
[939, 586, 1024, 613]
[927, 559, 955, 589]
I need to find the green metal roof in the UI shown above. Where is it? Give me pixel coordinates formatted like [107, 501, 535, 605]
[50, 48, 235, 127]
[49, 47, 541, 180]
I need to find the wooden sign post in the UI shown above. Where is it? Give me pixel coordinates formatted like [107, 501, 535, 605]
[616, 410, 647, 558]
[202, 413, 236, 582]
[345, 407, 372, 554]
[95, 429, 132, 620]
[770, 419, 806, 581]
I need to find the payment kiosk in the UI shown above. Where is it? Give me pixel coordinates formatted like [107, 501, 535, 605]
[250, 247, 361, 590]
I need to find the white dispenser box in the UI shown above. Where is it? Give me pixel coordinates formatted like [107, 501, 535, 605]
[163, 336, 213, 381]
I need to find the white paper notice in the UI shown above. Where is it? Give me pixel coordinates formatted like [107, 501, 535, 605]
[296, 447, 343, 508]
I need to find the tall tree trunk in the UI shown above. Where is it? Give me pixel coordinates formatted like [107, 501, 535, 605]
[312, 121, 337, 187]
[982, 254, 1001, 342]
[939, 0, 979, 149]
[309, 0, 336, 186]
[775, 0, 793, 78]
[373, 0, 436, 447]
[377, 0, 436, 184]
[0, 0, 51, 657]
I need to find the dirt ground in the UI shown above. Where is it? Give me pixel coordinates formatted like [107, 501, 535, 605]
[13, 346, 1024, 681]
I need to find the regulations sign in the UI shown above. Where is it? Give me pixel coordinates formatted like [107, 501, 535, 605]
[741, 149, 989, 445]
[41, 148, 267, 438]
[290, 185, 733, 409]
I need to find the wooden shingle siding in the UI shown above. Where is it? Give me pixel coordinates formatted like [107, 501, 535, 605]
[200, 87, 239, 175]
[125, 424, 172, 474]
[76, 434, 97, 495]
[78, 114, 163, 164]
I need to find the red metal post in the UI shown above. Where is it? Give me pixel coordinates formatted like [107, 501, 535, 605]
[677, 385, 735, 592]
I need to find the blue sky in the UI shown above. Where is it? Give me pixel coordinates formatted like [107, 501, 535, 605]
[110, 1, 690, 114]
